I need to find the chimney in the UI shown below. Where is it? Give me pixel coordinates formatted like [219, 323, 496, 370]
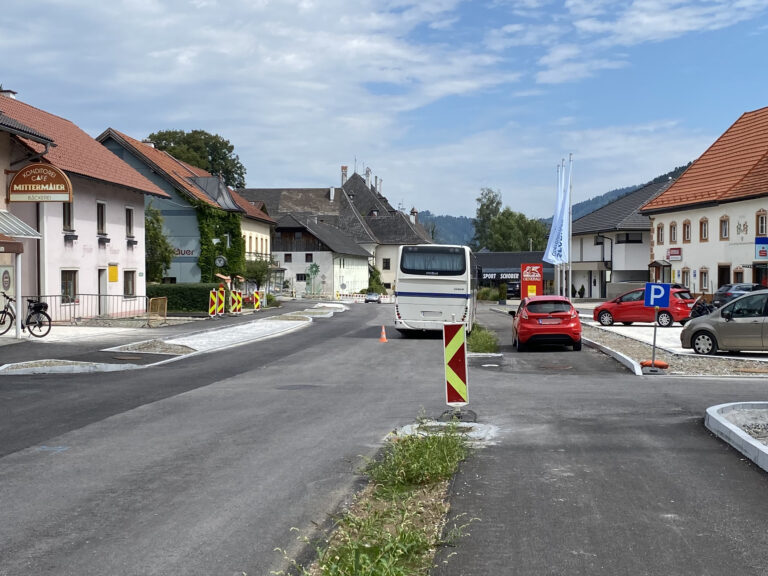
[374, 175, 379, 191]
[378, 178, 383, 194]
[410, 207, 418, 224]
[329, 187, 335, 202]
[0, 89, 18, 99]
[365, 167, 372, 188]
[341, 165, 348, 185]
[141, 139, 155, 148]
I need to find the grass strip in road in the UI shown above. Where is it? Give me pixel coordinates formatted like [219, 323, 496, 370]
[275, 422, 470, 576]
[467, 324, 498, 353]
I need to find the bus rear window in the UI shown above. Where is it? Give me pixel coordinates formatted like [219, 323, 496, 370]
[400, 247, 466, 276]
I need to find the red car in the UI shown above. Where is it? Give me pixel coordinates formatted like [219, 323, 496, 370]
[510, 295, 582, 352]
[592, 287, 695, 327]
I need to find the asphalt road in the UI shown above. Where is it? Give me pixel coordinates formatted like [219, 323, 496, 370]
[2, 303, 768, 575]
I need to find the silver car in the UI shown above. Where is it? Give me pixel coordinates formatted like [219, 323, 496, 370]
[680, 289, 768, 355]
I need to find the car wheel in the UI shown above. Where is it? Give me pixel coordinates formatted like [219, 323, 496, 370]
[572, 340, 582, 351]
[516, 336, 526, 352]
[657, 311, 673, 327]
[598, 310, 614, 326]
[692, 331, 718, 355]
[621, 322, 633, 326]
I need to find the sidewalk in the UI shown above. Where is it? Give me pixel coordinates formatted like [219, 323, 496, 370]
[0, 301, 347, 374]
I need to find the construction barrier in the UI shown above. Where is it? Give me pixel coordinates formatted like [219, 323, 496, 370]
[443, 323, 469, 407]
[147, 297, 168, 327]
[209, 290, 218, 317]
[253, 291, 261, 310]
[217, 284, 225, 315]
[230, 290, 243, 314]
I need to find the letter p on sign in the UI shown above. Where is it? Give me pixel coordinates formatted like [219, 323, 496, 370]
[644, 283, 670, 308]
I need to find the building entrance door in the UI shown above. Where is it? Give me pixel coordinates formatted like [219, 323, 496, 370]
[717, 264, 731, 288]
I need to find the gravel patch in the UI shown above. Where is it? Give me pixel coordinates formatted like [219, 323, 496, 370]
[581, 324, 768, 377]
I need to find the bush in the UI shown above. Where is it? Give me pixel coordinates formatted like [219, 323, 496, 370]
[147, 283, 221, 312]
[468, 324, 498, 353]
[477, 287, 500, 301]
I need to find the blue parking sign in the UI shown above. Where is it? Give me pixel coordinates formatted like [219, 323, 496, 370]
[645, 283, 670, 307]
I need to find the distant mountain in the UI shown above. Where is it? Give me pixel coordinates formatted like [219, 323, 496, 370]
[418, 163, 691, 244]
[417, 211, 474, 245]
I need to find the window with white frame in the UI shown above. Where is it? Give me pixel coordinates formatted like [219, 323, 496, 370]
[719, 216, 729, 240]
[699, 218, 708, 242]
[683, 220, 691, 243]
[61, 270, 78, 304]
[124, 270, 136, 297]
[682, 268, 690, 288]
[700, 268, 709, 291]
[656, 223, 664, 245]
[669, 222, 677, 244]
[757, 211, 767, 237]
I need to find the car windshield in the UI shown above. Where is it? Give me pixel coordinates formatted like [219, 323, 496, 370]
[716, 284, 734, 293]
[526, 301, 572, 314]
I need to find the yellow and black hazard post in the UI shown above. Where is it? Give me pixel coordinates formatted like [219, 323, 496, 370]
[253, 291, 261, 311]
[209, 289, 217, 318]
[217, 284, 225, 315]
[443, 323, 468, 407]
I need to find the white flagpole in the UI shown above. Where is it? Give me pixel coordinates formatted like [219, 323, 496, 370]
[568, 153, 573, 300]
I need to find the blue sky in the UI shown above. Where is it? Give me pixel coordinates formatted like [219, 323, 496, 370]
[2, 0, 767, 219]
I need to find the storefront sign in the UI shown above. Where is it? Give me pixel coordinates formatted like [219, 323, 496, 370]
[521, 262, 543, 297]
[756, 237, 768, 261]
[8, 163, 73, 202]
[667, 247, 682, 261]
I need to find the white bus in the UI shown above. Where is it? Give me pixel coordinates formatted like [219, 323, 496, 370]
[394, 244, 477, 333]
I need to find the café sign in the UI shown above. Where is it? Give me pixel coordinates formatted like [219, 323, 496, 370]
[7, 163, 73, 202]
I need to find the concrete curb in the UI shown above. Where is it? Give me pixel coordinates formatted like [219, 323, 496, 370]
[582, 337, 643, 376]
[705, 402, 768, 473]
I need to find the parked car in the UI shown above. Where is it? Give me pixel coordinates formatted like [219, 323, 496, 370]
[510, 295, 581, 352]
[364, 291, 381, 303]
[680, 289, 768, 355]
[712, 283, 764, 308]
[506, 283, 521, 299]
[592, 287, 695, 327]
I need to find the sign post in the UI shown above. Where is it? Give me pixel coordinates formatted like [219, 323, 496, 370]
[644, 283, 671, 373]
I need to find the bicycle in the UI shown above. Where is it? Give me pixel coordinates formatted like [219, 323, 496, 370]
[0, 291, 52, 337]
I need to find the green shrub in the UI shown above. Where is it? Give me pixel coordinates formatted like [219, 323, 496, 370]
[468, 324, 498, 353]
[147, 283, 222, 312]
[477, 287, 500, 301]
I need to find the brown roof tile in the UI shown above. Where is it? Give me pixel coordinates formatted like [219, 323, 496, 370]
[0, 97, 167, 197]
[230, 190, 275, 224]
[642, 106, 768, 212]
[106, 129, 219, 207]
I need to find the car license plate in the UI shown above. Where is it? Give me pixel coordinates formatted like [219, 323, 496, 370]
[539, 318, 561, 325]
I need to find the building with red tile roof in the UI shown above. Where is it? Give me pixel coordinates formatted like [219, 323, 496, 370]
[98, 128, 274, 284]
[640, 107, 768, 292]
[0, 92, 171, 319]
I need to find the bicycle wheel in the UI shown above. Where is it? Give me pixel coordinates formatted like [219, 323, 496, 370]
[0, 311, 14, 336]
[26, 311, 51, 337]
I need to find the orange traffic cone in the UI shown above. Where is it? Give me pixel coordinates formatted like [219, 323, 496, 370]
[379, 325, 388, 343]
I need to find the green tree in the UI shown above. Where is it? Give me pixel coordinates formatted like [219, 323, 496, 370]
[145, 204, 175, 282]
[488, 208, 549, 252]
[147, 129, 247, 188]
[245, 258, 270, 290]
[368, 265, 385, 293]
[306, 262, 320, 294]
[470, 188, 502, 251]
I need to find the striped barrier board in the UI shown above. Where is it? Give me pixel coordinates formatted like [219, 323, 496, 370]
[443, 323, 468, 407]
